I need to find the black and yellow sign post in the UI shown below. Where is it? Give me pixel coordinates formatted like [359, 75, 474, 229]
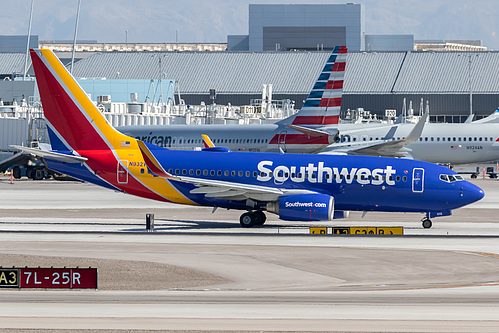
[309, 226, 403, 235]
[0, 268, 19, 288]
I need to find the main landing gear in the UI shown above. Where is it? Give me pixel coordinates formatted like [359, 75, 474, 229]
[239, 210, 267, 228]
[421, 217, 432, 229]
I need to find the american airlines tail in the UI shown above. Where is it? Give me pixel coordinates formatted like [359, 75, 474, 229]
[277, 45, 346, 127]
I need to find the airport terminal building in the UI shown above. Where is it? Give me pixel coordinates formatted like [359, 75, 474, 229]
[1, 49, 499, 121]
[0, 3, 495, 121]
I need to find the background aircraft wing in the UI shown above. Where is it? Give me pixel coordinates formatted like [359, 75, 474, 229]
[321, 110, 428, 158]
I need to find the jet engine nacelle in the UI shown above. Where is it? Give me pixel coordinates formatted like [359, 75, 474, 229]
[266, 193, 334, 221]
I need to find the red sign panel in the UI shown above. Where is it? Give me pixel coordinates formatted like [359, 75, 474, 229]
[19, 268, 98, 289]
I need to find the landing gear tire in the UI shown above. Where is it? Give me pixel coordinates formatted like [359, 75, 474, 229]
[422, 218, 432, 229]
[26, 166, 34, 179]
[240, 212, 255, 228]
[12, 166, 21, 179]
[254, 211, 267, 226]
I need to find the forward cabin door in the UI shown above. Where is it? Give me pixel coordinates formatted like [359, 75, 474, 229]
[412, 168, 424, 193]
[278, 131, 287, 152]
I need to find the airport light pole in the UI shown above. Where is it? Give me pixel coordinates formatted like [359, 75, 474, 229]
[23, 0, 34, 81]
[70, 0, 81, 75]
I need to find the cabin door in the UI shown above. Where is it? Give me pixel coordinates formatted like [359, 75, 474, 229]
[117, 160, 129, 184]
[278, 131, 287, 152]
[412, 168, 424, 193]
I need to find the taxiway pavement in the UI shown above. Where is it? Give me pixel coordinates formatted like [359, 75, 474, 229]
[1, 176, 499, 332]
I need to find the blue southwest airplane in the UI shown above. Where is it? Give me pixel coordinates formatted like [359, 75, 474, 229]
[23, 48, 484, 229]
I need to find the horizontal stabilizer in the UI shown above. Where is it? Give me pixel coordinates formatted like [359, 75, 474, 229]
[284, 124, 339, 138]
[10, 145, 88, 163]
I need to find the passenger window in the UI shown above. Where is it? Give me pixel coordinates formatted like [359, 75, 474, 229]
[224, 170, 229, 176]
[246, 171, 250, 177]
[182, 169, 187, 175]
[210, 170, 215, 176]
[396, 175, 401, 182]
[402, 176, 407, 182]
[217, 170, 222, 176]
[231, 171, 236, 176]
[175, 169, 180, 175]
[189, 169, 194, 175]
[168, 169, 173, 174]
[196, 170, 201, 176]
[203, 170, 208, 176]
[253, 171, 257, 177]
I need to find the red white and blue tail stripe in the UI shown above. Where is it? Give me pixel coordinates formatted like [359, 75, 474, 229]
[280, 45, 346, 127]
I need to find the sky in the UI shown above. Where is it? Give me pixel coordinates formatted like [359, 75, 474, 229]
[1, 0, 498, 49]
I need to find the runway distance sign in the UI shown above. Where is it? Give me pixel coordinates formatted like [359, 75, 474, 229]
[0, 267, 98, 289]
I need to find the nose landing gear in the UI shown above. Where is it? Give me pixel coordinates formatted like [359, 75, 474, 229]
[421, 218, 432, 229]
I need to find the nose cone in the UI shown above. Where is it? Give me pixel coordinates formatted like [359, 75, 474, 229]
[461, 181, 485, 206]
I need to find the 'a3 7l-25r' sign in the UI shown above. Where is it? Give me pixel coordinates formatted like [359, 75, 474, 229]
[0, 267, 98, 289]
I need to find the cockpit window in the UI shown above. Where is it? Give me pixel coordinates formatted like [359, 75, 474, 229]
[439, 174, 464, 183]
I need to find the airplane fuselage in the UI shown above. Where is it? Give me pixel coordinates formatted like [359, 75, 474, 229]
[335, 122, 499, 164]
[119, 121, 499, 164]
[45, 147, 483, 215]
[119, 123, 334, 153]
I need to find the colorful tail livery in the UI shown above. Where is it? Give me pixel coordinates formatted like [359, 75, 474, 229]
[30, 49, 484, 228]
[118, 46, 346, 154]
[279, 45, 346, 127]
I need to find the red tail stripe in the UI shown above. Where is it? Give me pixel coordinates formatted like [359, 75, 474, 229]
[292, 115, 339, 125]
[332, 62, 345, 72]
[319, 98, 341, 108]
[325, 80, 343, 90]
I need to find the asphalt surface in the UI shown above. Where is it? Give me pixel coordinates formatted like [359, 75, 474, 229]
[1, 175, 499, 332]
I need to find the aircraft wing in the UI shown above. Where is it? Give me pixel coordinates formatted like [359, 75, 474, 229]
[138, 140, 315, 202]
[321, 111, 428, 158]
[10, 145, 88, 163]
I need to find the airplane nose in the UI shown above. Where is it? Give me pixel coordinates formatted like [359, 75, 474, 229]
[461, 182, 484, 205]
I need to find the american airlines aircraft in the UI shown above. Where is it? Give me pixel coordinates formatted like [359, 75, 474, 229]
[322, 120, 499, 164]
[16, 48, 484, 229]
[118, 46, 348, 154]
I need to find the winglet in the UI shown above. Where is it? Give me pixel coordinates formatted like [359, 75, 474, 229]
[404, 109, 429, 144]
[202, 134, 215, 148]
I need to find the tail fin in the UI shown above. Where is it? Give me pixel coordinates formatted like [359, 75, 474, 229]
[278, 45, 346, 127]
[30, 49, 130, 153]
[30, 49, 196, 204]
